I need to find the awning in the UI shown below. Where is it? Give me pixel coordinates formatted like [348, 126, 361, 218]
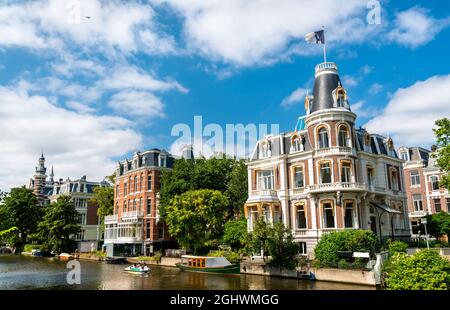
[370, 202, 401, 214]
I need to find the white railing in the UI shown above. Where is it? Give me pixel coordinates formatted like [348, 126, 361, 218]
[409, 210, 427, 217]
[315, 62, 337, 74]
[121, 210, 143, 219]
[250, 189, 278, 196]
[105, 214, 118, 223]
[308, 182, 366, 192]
[292, 188, 305, 195]
[315, 146, 355, 157]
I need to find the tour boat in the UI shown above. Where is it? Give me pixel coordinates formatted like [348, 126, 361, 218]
[124, 265, 150, 274]
[176, 255, 240, 274]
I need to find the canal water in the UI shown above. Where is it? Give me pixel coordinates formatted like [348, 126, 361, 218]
[0, 255, 373, 290]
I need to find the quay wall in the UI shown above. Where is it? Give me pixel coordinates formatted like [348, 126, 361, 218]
[127, 256, 181, 267]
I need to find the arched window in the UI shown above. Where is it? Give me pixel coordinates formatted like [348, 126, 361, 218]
[338, 125, 350, 147]
[318, 127, 329, 149]
[322, 201, 335, 228]
[296, 204, 307, 229]
[290, 134, 304, 153]
[261, 141, 271, 158]
[134, 176, 138, 192]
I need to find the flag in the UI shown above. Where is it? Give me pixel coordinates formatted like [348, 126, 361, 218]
[305, 30, 325, 44]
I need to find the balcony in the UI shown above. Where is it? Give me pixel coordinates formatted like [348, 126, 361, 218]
[105, 214, 118, 223]
[315, 146, 356, 157]
[315, 62, 338, 74]
[307, 182, 366, 193]
[250, 189, 278, 197]
[121, 210, 143, 219]
[409, 210, 427, 218]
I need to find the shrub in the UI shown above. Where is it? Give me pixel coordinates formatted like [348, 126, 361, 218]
[208, 249, 240, 263]
[338, 259, 350, 269]
[314, 230, 379, 264]
[385, 250, 450, 290]
[388, 241, 408, 256]
[23, 244, 44, 252]
[222, 218, 249, 251]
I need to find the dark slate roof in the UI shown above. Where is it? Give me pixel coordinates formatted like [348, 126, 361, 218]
[311, 71, 342, 113]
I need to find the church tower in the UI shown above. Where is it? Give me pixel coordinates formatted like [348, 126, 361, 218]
[34, 152, 47, 205]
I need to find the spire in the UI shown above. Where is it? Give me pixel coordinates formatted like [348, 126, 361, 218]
[49, 166, 54, 184]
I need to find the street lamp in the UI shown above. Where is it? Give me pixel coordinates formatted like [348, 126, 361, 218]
[420, 218, 429, 249]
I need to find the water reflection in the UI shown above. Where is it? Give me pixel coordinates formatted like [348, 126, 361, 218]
[0, 255, 373, 290]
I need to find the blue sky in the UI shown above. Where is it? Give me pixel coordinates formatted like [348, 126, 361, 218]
[0, 0, 450, 189]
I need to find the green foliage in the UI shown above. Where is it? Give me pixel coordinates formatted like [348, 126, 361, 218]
[266, 222, 300, 269]
[385, 250, 450, 290]
[138, 251, 162, 262]
[23, 244, 44, 252]
[426, 212, 450, 240]
[433, 118, 450, 190]
[208, 249, 240, 263]
[314, 230, 379, 264]
[159, 156, 247, 220]
[165, 189, 229, 254]
[91, 184, 114, 228]
[222, 218, 249, 251]
[0, 187, 41, 245]
[388, 240, 409, 256]
[33, 195, 81, 254]
[246, 218, 273, 257]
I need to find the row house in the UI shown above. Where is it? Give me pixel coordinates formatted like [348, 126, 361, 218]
[244, 62, 410, 257]
[104, 149, 178, 257]
[398, 146, 450, 235]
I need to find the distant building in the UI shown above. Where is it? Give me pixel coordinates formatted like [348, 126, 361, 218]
[49, 176, 110, 251]
[104, 149, 177, 257]
[398, 146, 449, 236]
[244, 62, 410, 257]
[28, 153, 54, 206]
[28, 153, 110, 251]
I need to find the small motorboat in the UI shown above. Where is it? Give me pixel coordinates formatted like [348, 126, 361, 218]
[105, 257, 128, 264]
[58, 253, 74, 261]
[124, 265, 150, 274]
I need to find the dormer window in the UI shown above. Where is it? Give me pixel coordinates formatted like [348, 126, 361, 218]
[334, 86, 348, 108]
[399, 150, 408, 161]
[261, 141, 271, 158]
[290, 134, 304, 153]
[338, 125, 350, 147]
[318, 127, 329, 149]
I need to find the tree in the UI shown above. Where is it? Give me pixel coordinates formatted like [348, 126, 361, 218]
[266, 222, 300, 270]
[34, 195, 81, 253]
[225, 159, 248, 217]
[0, 187, 41, 245]
[91, 185, 114, 229]
[247, 218, 273, 258]
[164, 189, 229, 254]
[426, 211, 450, 240]
[385, 250, 450, 290]
[433, 118, 450, 190]
[222, 218, 249, 251]
[159, 155, 247, 220]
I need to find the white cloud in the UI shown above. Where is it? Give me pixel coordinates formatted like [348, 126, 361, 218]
[368, 83, 383, 95]
[342, 75, 358, 87]
[0, 0, 176, 55]
[155, 0, 369, 67]
[66, 101, 96, 114]
[281, 88, 307, 108]
[0, 86, 143, 190]
[388, 7, 450, 48]
[365, 74, 450, 147]
[351, 100, 379, 118]
[108, 90, 165, 119]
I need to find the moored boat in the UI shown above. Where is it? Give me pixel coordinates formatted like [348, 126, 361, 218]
[176, 255, 240, 274]
[105, 257, 128, 264]
[124, 265, 150, 274]
[58, 253, 74, 261]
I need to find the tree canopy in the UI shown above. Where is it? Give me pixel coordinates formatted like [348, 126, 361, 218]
[425, 211, 450, 240]
[0, 187, 41, 244]
[164, 189, 229, 254]
[91, 185, 114, 227]
[433, 118, 450, 190]
[33, 195, 81, 253]
[159, 156, 248, 220]
[222, 218, 249, 251]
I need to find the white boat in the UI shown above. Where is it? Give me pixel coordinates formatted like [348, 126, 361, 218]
[124, 265, 150, 273]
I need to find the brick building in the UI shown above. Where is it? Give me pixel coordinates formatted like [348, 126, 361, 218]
[104, 149, 178, 257]
[398, 146, 450, 235]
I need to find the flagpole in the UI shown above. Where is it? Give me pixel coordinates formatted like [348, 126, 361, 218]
[322, 26, 327, 63]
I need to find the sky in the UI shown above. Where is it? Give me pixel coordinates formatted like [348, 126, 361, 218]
[0, 0, 450, 190]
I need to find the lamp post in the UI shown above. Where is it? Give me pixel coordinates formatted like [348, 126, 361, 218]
[421, 218, 429, 249]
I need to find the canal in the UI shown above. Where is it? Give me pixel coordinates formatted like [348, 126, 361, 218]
[0, 255, 373, 290]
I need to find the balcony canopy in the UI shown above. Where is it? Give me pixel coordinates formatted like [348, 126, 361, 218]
[370, 202, 401, 214]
